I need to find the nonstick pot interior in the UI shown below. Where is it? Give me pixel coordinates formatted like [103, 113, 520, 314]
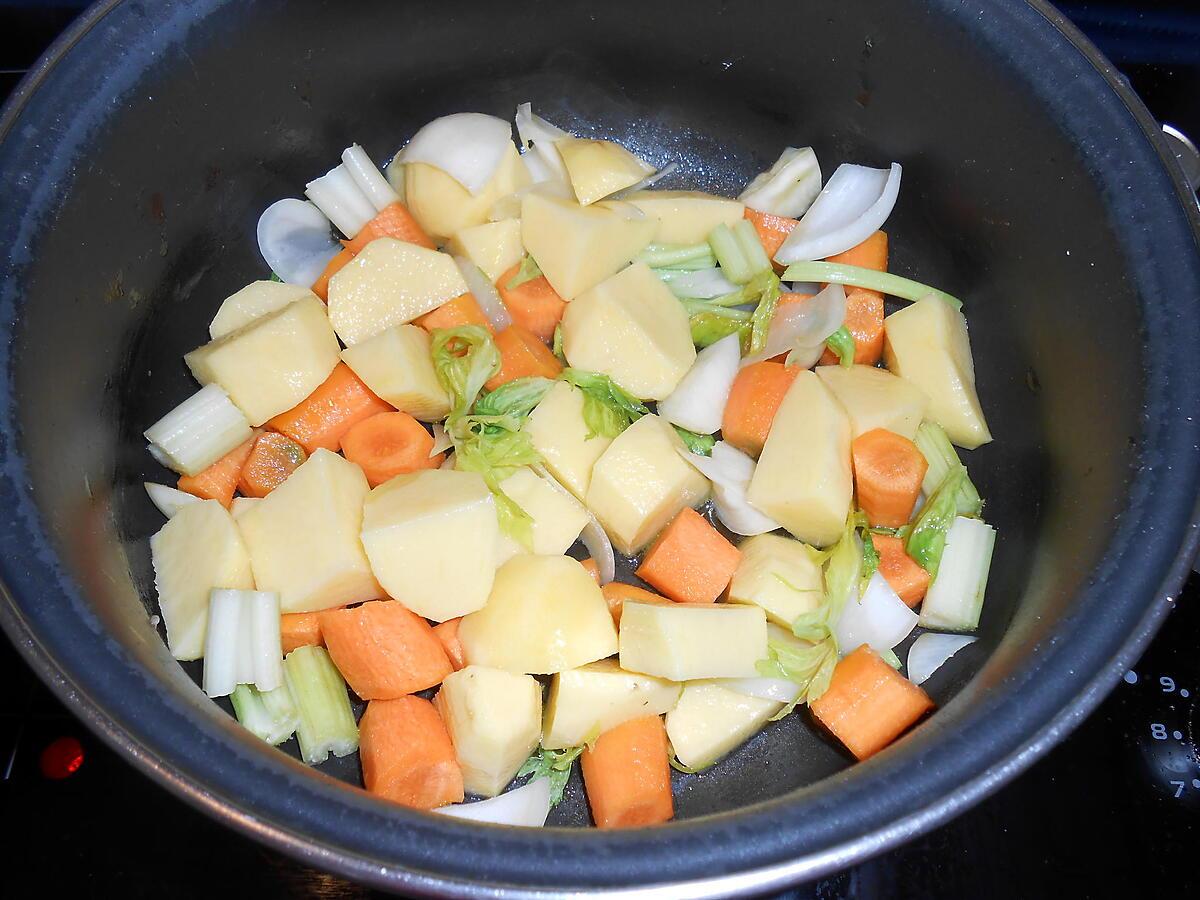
[0, 0, 1198, 894]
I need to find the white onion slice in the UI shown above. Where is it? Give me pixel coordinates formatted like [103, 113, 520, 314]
[742, 283, 846, 367]
[256, 198, 342, 287]
[907, 633, 977, 685]
[428, 422, 452, 457]
[515, 102, 571, 185]
[434, 777, 552, 827]
[775, 162, 902, 263]
[662, 267, 741, 300]
[833, 571, 919, 657]
[304, 164, 377, 238]
[453, 256, 513, 331]
[440, 451, 457, 470]
[610, 161, 679, 199]
[718, 677, 801, 704]
[657, 335, 740, 434]
[341, 144, 400, 212]
[738, 147, 822, 218]
[678, 442, 780, 536]
[580, 513, 616, 585]
[399, 113, 514, 195]
[144, 482, 201, 519]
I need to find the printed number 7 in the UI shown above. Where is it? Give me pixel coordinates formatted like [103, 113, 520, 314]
[1170, 781, 1186, 798]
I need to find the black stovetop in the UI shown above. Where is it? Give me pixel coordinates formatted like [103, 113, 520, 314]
[1, 3, 1197, 897]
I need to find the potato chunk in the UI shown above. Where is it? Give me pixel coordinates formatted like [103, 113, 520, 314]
[665, 682, 782, 770]
[625, 190, 745, 244]
[561, 262, 695, 400]
[457, 555, 617, 674]
[520, 193, 655, 300]
[524, 382, 612, 500]
[728, 534, 824, 626]
[445, 218, 525, 282]
[151, 499, 254, 660]
[618, 599, 767, 680]
[493, 467, 589, 565]
[185, 295, 340, 426]
[209, 280, 313, 339]
[815, 364, 928, 441]
[402, 143, 530, 242]
[883, 295, 991, 449]
[327, 238, 468, 346]
[746, 370, 852, 547]
[543, 659, 680, 750]
[237, 449, 381, 613]
[360, 469, 497, 622]
[585, 414, 709, 555]
[435, 665, 542, 797]
[556, 138, 655, 206]
[340, 324, 450, 421]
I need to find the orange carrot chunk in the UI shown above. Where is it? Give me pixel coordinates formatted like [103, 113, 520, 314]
[496, 262, 567, 343]
[485, 325, 563, 391]
[810, 644, 934, 760]
[432, 617, 467, 671]
[319, 599, 452, 700]
[721, 361, 799, 458]
[414, 293, 493, 334]
[311, 247, 354, 302]
[581, 715, 674, 829]
[280, 612, 324, 654]
[268, 363, 393, 455]
[237, 432, 307, 498]
[359, 695, 464, 809]
[818, 231, 888, 366]
[176, 436, 256, 508]
[744, 207, 800, 261]
[600, 582, 666, 626]
[851, 428, 928, 528]
[340, 411, 443, 488]
[341, 201, 435, 254]
[636, 508, 742, 604]
[872, 534, 931, 608]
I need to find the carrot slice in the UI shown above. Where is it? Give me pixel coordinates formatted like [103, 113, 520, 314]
[872, 534, 931, 608]
[359, 695, 464, 809]
[581, 715, 673, 828]
[176, 436, 256, 508]
[432, 617, 467, 671]
[636, 508, 742, 604]
[599, 582, 665, 626]
[851, 428, 928, 528]
[320, 599, 452, 700]
[496, 262, 567, 343]
[484, 325, 563, 391]
[580, 558, 601, 585]
[280, 612, 324, 654]
[818, 231, 888, 365]
[810, 644, 934, 760]
[268, 363, 393, 455]
[414, 293, 493, 333]
[721, 361, 799, 458]
[341, 201, 435, 254]
[340, 411, 443, 488]
[237, 432, 307, 498]
[311, 247, 354, 302]
[744, 208, 800, 261]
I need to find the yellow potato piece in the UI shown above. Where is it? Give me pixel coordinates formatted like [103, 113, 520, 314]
[492, 467, 589, 566]
[524, 382, 612, 501]
[728, 533, 824, 626]
[618, 599, 767, 681]
[401, 143, 530, 242]
[815, 364, 929, 441]
[445, 218, 525, 282]
[340, 324, 451, 422]
[208, 280, 313, 339]
[556, 138, 655, 205]
[625, 190, 745, 244]
[666, 682, 782, 770]
[542, 659, 681, 750]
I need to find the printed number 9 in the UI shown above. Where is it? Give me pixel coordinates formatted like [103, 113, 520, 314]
[1160, 676, 1176, 693]
[1151, 723, 1168, 740]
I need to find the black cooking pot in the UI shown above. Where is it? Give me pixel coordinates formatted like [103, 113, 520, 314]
[1, 0, 1198, 894]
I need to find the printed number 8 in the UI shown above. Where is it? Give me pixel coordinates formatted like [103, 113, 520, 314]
[1151, 723, 1168, 740]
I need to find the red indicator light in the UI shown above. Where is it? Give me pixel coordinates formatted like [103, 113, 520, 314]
[40, 736, 84, 780]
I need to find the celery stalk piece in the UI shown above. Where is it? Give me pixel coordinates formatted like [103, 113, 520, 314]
[914, 422, 982, 516]
[918, 516, 996, 632]
[733, 219, 772, 277]
[637, 242, 716, 270]
[231, 683, 300, 746]
[283, 645, 360, 765]
[707, 223, 753, 284]
[779, 261, 963, 311]
[144, 383, 253, 476]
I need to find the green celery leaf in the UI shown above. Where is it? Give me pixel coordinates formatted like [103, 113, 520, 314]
[505, 254, 543, 290]
[474, 377, 555, 419]
[860, 529, 880, 595]
[689, 310, 750, 349]
[518, 744, 587, 806]
[430, 325, 501, 421]
[673, 426, 715, 456]
[560, 369, 648, 439]
[269, 271, 283, 283]
[552, 323, 566, 365]
[904, 466, 967, 578]
[745, 271, 782, 356]
[449, 414, 542, 550]
[880, 648, 903, 669]
[825, 325, 856, 368]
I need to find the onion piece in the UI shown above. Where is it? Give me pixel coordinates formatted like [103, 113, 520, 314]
[434, 777, 552, 827]
[718, 677, 801, 705]
[256, 198, 342, 287]
[515, 102, 571, 185]
[775, 163, 902, 264]
[440, 451, 457, 471]
[738, 147, 822, 218]
[341, 144, 400, 212]
[610, 160, 679, 199]
[833, 571, 919, 657]
[678, 442, 780, 536]
[661, 267, 741, 300]
[428, 422, 452, 457]
[144, 482, 201, 519]
[657, 334, 740, 434]
[398, 113, 514, 195]
[742, 283, 846, 367]
[453, 256, 512, 331]
[907, 633, 977, 685]
[304, 164, 378, 238]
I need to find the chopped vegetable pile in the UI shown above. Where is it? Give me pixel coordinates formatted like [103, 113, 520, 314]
[143, 104, 995, 829]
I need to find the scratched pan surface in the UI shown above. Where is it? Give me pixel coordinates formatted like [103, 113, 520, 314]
[0, 0, 1198, 895]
